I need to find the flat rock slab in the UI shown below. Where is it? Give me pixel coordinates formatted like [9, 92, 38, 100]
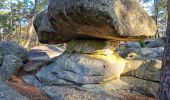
[41, 86, 116, 100]
[144, 39, 165, 48]
[118, 47, 164, 60]
[28, 45, 65, 61]
[120, 76, 159, 97]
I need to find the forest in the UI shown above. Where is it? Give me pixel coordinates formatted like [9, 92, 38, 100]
[0, 0, 170, 100]
[0, 0, 48, 48]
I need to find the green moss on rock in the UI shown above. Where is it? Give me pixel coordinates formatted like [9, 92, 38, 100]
[66, 40, 108, 53]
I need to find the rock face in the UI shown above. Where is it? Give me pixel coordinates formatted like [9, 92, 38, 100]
[34, 10, 59, 44]
[34, 0, 157, 44]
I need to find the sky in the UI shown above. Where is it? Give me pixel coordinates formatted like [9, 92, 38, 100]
[140, 0, 154, 15]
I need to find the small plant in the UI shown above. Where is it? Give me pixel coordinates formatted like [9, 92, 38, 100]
[139, 40, 145, 48]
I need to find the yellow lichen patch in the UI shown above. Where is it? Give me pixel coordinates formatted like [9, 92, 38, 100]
[88, 52, 126, 82]
[93, 49, 114, 55]
[88, 52, 126, 63]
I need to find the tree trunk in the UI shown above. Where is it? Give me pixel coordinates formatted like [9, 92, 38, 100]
[154, 0, 158, 25]
[154, 0, 159, 38]
[0, 29, 3, 42]
[24, 16, 35, 48]
[159, 0, 170, 99]
[23, 0, 38, 48]
[10, 0, 13, 27]
[18, 16, 22, 44]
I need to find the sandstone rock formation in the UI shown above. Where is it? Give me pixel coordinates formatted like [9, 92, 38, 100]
[36, 40, 126, 85]
[34, 41, 161, 98]
[34, 0, 157, 44]
[32, 0, 159, 99]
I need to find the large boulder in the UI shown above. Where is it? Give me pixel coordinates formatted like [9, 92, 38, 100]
[36, 53, 126, 85]
[34, 0, 157, 44]
[0, 42, 28, 81]
[0, 55, 23, 80]
[0, 42, 28, 61]
[36, 40, 126, 85]
[34, 10, 99, 44]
